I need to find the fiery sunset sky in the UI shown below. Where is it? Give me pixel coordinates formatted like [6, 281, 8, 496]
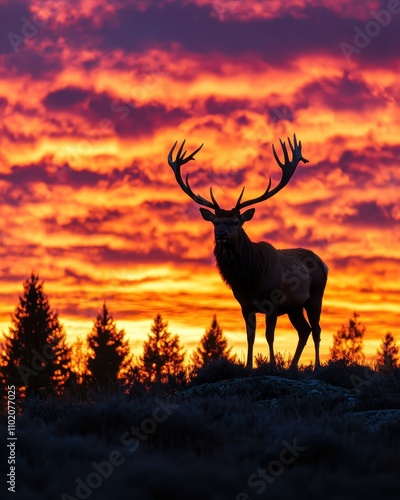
[1, 0, 400, 364]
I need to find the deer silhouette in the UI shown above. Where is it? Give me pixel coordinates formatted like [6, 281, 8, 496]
[168, 135, 328, 369]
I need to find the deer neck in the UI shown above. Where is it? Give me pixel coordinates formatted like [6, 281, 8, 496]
[213, 228, 264, 290]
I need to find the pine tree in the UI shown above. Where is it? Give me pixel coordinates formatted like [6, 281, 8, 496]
[376, 332, 399, 370]
[330, 311, 365, 364]
[140, 314, 185, 384]
[1, 272, 71, 398]
[191, 315, 234, 369]
[86, 303, 131, 391]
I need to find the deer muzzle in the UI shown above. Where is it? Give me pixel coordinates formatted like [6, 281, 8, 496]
[215, 229, 229, 243]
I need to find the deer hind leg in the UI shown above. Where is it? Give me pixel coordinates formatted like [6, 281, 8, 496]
[304, 295, 323, 369]
[287, 307, 312, 369]
[265, 312, 277, 368]
[243, 311, 256, 369]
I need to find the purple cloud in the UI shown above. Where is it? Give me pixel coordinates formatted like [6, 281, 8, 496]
[43, 86, 92, 110]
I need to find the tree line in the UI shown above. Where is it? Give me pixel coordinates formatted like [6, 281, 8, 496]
[0, 273, 398, 401]
[0, 273, 235, 400]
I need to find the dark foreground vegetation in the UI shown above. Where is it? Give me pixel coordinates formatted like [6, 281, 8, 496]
[2, 360, 400, 500]
[1, 274, 400, 498]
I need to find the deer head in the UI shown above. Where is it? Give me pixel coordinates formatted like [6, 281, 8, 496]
[168, 135, 308, 245]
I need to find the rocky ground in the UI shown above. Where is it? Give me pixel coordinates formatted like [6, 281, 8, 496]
[1, 362, 400, 500]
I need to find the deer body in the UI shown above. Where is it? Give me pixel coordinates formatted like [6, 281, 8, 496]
[168, 135, 328, 369]
[215, 237, 313, 312]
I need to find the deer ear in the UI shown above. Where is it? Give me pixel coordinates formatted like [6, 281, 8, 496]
[199, 208, 215, 222]
[240, 208, 255, 223]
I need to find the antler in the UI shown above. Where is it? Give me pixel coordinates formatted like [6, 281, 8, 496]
[234, 134, 308, 210]
[168, 140, 220, 209]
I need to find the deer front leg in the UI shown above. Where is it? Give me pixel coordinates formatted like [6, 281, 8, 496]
[265, 312, 277, 368]
[243, 310, 256, 369]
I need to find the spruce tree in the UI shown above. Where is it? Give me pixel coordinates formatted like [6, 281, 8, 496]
[330, 311, 365, 364]
[191, 315, 234, 369]
[1, 272, 71, 398]
[86, 303, 131, 391]
[376, 332, 399, 370]
[140, 314, 185, 384]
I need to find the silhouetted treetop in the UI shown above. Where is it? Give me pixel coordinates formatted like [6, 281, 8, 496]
[86, 302, 131, 391]
[330, 311, 365, 364]
[191, 315, 234, 369]
[376, 332, 399, 370]
[1, 272, 71, 398]
[140, 313, 185, 384]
